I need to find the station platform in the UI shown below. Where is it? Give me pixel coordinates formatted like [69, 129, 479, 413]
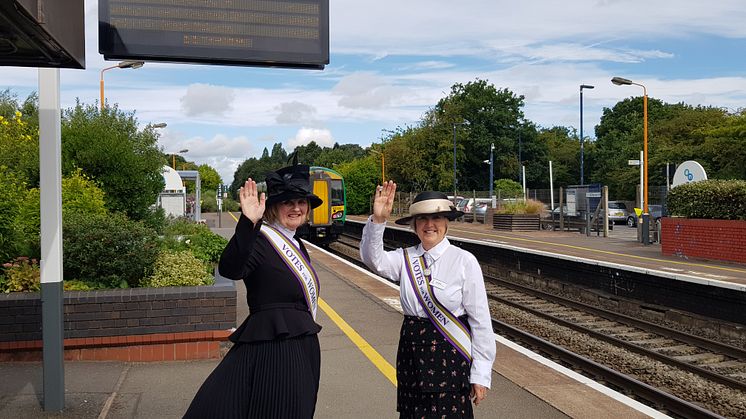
[0, 235, 663, 418]
[346, 215, 746, 291]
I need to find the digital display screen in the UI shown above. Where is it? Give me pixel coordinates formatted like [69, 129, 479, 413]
[99, 0, 328, 69]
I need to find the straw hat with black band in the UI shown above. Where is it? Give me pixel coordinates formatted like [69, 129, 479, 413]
[395, 191, 464, 225]
[264, 164, 323, 209]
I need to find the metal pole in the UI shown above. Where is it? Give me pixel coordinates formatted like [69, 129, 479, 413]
[521, 166, 526, 200]
[549, 160, 555, 212]
[518, 130, 522, 183]
[642, 92, 650, 245]
[489, 143, 494, 200]
[453, 124, 457, 204]
[39, 68, 65, 411]
[580, 87, 584, 185]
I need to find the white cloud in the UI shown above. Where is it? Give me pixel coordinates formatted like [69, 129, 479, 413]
[288, 128, 334, 149]
[333, 72, 403, 109]
[180, 84, 236, 117]
[275, 101, 317, 124]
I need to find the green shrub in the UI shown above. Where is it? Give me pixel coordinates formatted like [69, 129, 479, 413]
[0, 166, 25, 263]
[164, 217, 206, 236]
[141, 206, 167, 234]
[63, 279, 107, 291]
[1, 257, 40, 293]
[140, 250, 213, 287]
[188, 229, 228, 264]
[201, 193, 217, 212]
[63, 212, 159, 288]
[667, 179, 746, 220]
[497, 199, 544, 215]
[15, 169, 109, 259]
[494, 179, 523, 199]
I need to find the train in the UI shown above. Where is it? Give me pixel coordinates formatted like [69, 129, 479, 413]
[297, 166, 346, 244]
[255, 165, 346, 244]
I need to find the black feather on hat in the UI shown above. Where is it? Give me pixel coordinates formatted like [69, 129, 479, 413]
[264, 155, 323, 209]
[395, 191, 464, 225]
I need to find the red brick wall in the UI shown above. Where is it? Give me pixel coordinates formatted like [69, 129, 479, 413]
[661, 218, 746, 264]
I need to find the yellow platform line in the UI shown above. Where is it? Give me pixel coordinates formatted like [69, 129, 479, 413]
[318, 298, 397, 386]
[228, 211, 239, 222]
[449, 227, 746, 275]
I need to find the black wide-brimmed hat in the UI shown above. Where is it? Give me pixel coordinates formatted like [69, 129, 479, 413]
[395, 191, 464, 225]
[265, 164, 323, 209]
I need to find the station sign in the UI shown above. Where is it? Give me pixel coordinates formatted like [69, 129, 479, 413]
[0, 0, 85, 69]
[99, 0, 329, 69]
[672, 160, 707, 187]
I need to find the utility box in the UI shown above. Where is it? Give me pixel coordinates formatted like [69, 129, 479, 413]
[0, 0, 85, 68]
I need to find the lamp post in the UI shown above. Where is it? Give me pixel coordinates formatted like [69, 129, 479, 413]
[489, 143, 494, 198]
[612, 76, 649, 244]
[170, 148, 189, 169]
[452, 122, 467, 204]
[100, 60, 144, 110]
[152, 122, 167, 129]
[579, 84, 594, 185]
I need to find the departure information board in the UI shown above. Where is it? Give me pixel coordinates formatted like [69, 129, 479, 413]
[99, 0, 328, 69]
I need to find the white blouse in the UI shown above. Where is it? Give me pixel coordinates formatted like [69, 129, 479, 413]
[359, 216, 496, 388]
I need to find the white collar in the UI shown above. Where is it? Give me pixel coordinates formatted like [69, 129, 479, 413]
[269, 222, 297, 243]
[416, 237, 450, 260]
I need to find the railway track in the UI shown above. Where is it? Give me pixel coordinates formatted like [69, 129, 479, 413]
[328, 232, 745, 418]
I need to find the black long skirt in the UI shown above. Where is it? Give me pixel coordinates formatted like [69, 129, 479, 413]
[397, 316, 473, 419]
[183, 334, 320, 419]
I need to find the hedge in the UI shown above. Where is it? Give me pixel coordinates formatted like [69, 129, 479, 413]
[667, 179, 746, 220]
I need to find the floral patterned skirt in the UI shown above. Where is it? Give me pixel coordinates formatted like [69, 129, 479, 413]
[397, 315, 473, 419]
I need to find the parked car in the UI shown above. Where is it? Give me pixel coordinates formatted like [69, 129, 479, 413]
[607, 201, 629, 225]
[627, 204, 663, 227]
[458, 198, 491, 223]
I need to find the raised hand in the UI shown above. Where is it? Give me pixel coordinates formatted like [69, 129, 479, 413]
[372, 180, 396, 224]
[239, 178, 266, 225]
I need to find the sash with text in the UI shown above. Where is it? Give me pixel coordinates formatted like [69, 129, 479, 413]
[403, 249, 472, 362]
[261, 225, 319, 320]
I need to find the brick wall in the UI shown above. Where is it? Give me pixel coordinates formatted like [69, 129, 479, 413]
[661, 218, 746, 264]
[0, 277, 236, 361]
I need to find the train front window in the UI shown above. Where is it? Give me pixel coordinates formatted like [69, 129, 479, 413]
[330, 180, 344, 205]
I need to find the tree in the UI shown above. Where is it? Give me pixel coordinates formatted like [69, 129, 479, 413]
[61, 102, 164, 221]
[197, 164, 222, 192]
[0, 94, 39, 187]
[335, 158, 379, 215]
[539, 126, 580, 187]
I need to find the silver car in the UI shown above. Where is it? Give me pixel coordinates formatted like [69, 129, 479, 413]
[607, 201, 629, 225]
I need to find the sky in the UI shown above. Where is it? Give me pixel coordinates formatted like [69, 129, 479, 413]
[2, 0, 746, 183]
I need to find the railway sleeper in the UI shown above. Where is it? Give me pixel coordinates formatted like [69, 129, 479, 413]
[673, 352, 727, 364]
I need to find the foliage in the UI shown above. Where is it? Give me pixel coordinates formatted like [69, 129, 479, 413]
[230, 142, 288, 199]
[1, 257, 40, 293]
[64, 279, 107, 291]
[63, 212, 159, 288]
[0, 93, 39, 187]
[336, 158, 379, 214]
[0, 167, 26, 263]
[539, 126, 582, 187]
[140, 206, 168, 234]
[187, 229, 228, 264]
[61, 102, 165, 221]
[140, 250, 213, 288]
[497, 199, 544, 215]
[667, 180, 746, 220]
[197, 164, 222, 192]
[14, 169, 109, 259]
[493, 179, 523, 199]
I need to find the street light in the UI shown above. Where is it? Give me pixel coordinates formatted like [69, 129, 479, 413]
[100, 60, 144, 110]
[452, 122, 467, 204]
[488, 143, 494, 198]
[170, 148, 189, 169]
[612, 76, 649, 244]
[370, 149, 385, 183]
[152, 122, 167, 129]
[579, 84, 594, 185]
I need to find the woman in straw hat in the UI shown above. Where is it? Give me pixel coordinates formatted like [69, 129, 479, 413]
[185, 162, 323, 419]
[360, 181, 495, 419]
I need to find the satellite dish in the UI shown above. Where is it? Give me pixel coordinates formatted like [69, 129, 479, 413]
[672, 160, 707, 187]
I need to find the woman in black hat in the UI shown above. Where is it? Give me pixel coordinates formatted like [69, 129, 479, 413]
[184, 164, 323, 419]
[360, 181, 496, 419]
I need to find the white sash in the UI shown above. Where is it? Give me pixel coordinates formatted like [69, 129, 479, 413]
[403, 249, 472, 362]
[260, 225, 319, 320]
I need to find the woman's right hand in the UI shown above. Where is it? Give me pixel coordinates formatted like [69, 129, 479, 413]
[372, 181, 396, 224]
[239, 178, 266, 225]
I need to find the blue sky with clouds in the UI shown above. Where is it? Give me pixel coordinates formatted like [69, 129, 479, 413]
[2, 0, 745, 183]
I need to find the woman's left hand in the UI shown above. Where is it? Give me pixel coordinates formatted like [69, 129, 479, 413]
[470, 384, 487, 405]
